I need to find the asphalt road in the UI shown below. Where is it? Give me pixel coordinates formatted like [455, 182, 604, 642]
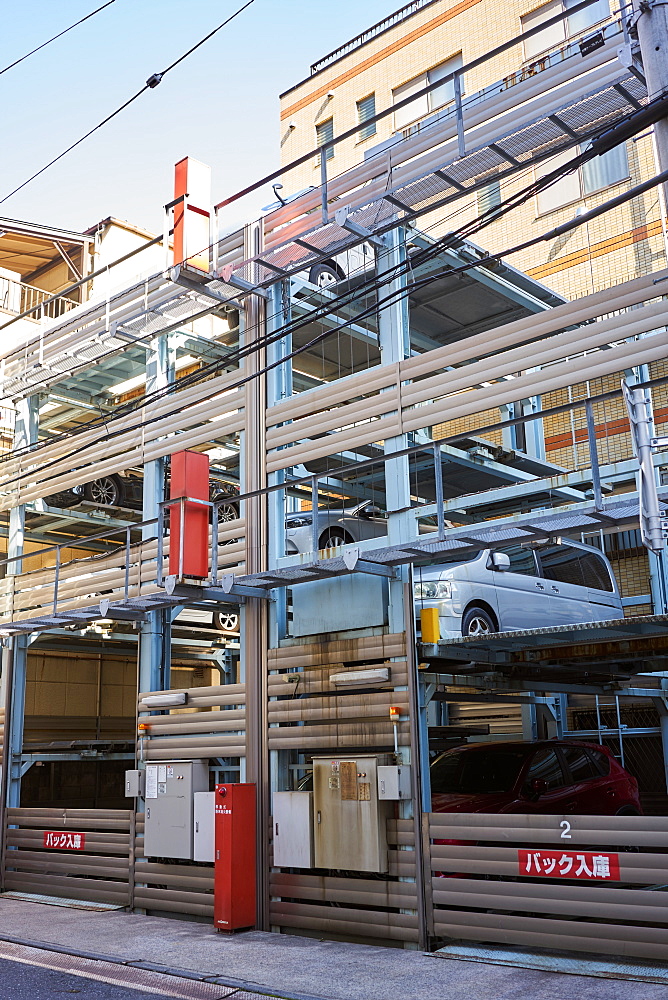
[0, 956, 179, 1000]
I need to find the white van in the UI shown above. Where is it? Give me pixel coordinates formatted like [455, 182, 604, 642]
[414, 539, 622, 638]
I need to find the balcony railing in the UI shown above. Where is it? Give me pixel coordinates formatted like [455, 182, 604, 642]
[0, 275, 78, 322]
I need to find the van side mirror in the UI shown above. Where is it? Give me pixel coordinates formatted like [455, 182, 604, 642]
[489, 551, 510, 571]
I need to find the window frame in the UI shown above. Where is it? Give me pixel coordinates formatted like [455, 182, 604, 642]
[356, 93, 377, 142]
[315, 117, 335, 163]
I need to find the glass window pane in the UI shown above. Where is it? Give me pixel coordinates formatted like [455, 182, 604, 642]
[316, 118, 334, 160]
[526, 748, 566, 789]
[500, 544, 538, 576]
[477, 178, 501, 216]
[430, 748, 527, 794]
[521, 0, 566, 60]
[581, 142, 628, 193]
[536, 149, 581, 213]
[565, 0, 609, 35]
[393, 73, 429, 130]
[562, 746, 599, 781]
[357, 94, 377, 141]
[538, 544, 585, 586]
[589, 749, 611, 775]
[579, 550, 614, 591]
[428, 54, 463, 111]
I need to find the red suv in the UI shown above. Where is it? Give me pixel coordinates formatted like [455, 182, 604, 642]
[430, 740, 642, 816]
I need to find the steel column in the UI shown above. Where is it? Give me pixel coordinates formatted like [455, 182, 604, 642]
[139, 334, 175, 694]
[242, 220, 270, 931]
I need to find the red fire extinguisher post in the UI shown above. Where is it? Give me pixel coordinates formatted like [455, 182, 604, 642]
[169, 450, 209, 580]
[214, 783, 256, 931]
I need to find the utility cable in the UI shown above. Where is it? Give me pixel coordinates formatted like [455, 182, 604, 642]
[4, 89, 667, 473]
[0, 1, 116, 76]
[0, 0, 256, 206]
[2, 126, 661, 473]
[4, 159, 668, 495]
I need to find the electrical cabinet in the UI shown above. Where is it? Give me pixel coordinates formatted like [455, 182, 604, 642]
[144, 760, 209, 859]
[124, 769, 144, 798]
[377, 765, 411, 801]
[193, 791, 215, 862]
[272, 791, 314, 868]
[313, 755, 391, 873]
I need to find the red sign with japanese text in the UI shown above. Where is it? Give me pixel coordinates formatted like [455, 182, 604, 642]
[43, 831, 86, 851]
[518, 848, 620, 880]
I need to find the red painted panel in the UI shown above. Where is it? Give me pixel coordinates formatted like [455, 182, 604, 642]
[214, 783, 256, 931]
[518, 848, 620, 880]
[43, 831, 86, 850]
[169, 450, 209, 579]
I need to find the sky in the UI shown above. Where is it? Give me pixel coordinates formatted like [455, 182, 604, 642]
[1, 0, 396, 236]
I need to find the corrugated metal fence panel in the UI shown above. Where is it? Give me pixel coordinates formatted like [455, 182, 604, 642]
[268, 634, 409, 752]
[133, 816, 213, 917]
[137, 682, 246, 760]
[269, 818, 418, 943]
[428, 812, 668, 960]
[4, 808, 131, 905]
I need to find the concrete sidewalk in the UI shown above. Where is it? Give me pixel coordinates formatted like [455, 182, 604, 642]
[0, 897, 666, 1000]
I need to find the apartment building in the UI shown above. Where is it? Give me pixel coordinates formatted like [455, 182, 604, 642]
[279, 0, 666, 302]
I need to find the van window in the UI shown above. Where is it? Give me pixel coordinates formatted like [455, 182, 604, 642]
[501, 545, 538, 576]
[578, 550, 614, 591]
[538, 544, 584, 586]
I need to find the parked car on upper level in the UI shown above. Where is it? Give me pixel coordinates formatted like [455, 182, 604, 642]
[430, 740, 642, 816]
[414, 539, 622, 637]
[286, 500, 389, 553]
[45, 469, 239, 523]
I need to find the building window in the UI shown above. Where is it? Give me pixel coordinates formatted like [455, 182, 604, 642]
[521, 0, 610, 60]
[316, 118, 334, 161]
[357, 94, 377, 141]
[536, 142, 628, 214]
[477, 179, 502, 216]
[392, 54, 463, 132]
[581, 141, 628, 194]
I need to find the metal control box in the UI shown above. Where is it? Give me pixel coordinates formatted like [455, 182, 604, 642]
[124, 769, 144, 798]
[144, 760, 209, 859]
[313, 755, 390, 873]
[193, 791, 215, 862]
[377, 765, 411, 801]
[273, 791, 314, 868]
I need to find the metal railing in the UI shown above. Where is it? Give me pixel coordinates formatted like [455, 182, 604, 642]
[310, 0, 439, 75]
[0, 275, 78, 322]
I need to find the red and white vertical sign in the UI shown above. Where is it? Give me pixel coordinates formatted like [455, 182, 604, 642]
[173, 156, 211, 272]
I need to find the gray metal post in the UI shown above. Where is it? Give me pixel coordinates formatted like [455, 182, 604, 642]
[242, 220, 270, 930]
[139, 335, 174, 695]
[2, 397, 38, 813]
[636, 0, 668, 206]
[378, 226, 429, 950]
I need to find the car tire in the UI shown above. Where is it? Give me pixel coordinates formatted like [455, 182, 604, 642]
[214, 607, 240, 633]
[318, 528, 352, 549]
[308, 262, 342, 288]
[461, 605, 497, 637]
[83, 476, 122, 506]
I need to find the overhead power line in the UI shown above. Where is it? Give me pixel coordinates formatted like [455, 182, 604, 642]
[0, 0, 256, 206]
[0, 1, 116, 77]
[5, 156, 668, 493]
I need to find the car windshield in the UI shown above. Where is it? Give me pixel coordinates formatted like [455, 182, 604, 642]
[430, 747, 528, 794]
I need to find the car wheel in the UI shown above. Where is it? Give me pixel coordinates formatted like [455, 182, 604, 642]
[214, 607, 240, 632]
[216, 501, 238, 524]
[318, 528, 352, 549]
[461, 606, 497, 637]
[308, 262, 341, 288]
[83, 476, 122, 506]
